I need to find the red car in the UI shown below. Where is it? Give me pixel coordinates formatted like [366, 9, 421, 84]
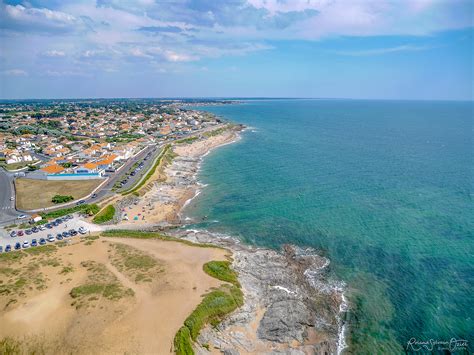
[17, 230, 24, 236]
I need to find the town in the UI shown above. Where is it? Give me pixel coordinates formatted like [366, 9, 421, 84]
[0, 99, 232, 229]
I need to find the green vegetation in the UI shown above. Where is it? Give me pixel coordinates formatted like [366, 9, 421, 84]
[174, 326, 194, 355]
[51, 194, 74, 204]
[70, 261, 134, 309]
[102, 230, 220, 249]
[108, 243, 163, 283]
[122, 144, 172, 195]
[106, 133, 143, 143]
[203, 125, 232, 138]
[0, 246, 59, 298]
[0, 337, 20, 354]
[175, 136, 199, 144]
[92, 204, 115, 224]
[203, 260, 240, 287]
[174, 260, 243, 355]
[0, 160, 39, 171]
[40, 203, 100, 219]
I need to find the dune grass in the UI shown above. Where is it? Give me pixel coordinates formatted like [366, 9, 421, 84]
[92, 204, 115, 224]
[203, 260, 240, 287]
[174, 261, 243, 355]
[101, 230, 221, 250]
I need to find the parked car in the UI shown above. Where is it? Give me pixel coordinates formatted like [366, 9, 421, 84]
[22, 241, 29, 248]
[0, 246, 3, 253]
[32, 227, 39, 233]
[56, 234, 63, 241]
[31, 239, 38, 247]
[17, 230, 24, 237]
[47, 234, 55, 242]
[39, 225, 46, 231]
[14, 242, 21, 250]
[69, 229, 78, 236]
[62, 231, 69, 238]
[52, 221, 59, 227]
[39, 238, 46, 245]
[10, 231, 17, 238]
[25, 229, 32, 235]
[5, 245, 11, 252]
[45, 224, 52, 229]
[78, 227, 87, 235]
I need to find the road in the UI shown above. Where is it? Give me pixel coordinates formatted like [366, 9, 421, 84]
[0, 130, 201, 226]
[0, 169, 20, 224]
[85, 144, 161, 204]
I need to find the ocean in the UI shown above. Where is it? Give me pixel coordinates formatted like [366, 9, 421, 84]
[184, 99, 473, 353]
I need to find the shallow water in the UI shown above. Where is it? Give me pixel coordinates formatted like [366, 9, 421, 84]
[184, 99, 474, 353]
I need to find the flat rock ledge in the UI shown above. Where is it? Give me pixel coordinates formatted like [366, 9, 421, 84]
[170, 229, 346, 355]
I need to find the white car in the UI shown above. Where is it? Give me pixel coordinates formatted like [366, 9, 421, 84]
[22, 241, 29, 248]
[10, 197, 14, 201]
[47, 234, 55, 242]
[17, 214, 28, 219]
[39, 225, 46, 231]
[78, 227, 87, 235]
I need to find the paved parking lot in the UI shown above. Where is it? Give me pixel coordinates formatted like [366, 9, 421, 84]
[0, 215, 103, 250]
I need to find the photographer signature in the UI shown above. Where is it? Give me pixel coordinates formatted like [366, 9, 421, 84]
[406, 338, 468, 352]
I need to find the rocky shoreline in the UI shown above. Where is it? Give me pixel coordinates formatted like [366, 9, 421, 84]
[166, 228, 346, 354]
[110, 123, 347, 353]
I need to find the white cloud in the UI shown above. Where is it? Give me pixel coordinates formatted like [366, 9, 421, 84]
[162, 50, 198, 62]
[332, 45, 432, 56]
[2, 69, 28, 76]
[2, 4, 81, 33]
[43, 50, 66, 57]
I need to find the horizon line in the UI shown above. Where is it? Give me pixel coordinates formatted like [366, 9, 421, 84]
[0, 97, 472, 102]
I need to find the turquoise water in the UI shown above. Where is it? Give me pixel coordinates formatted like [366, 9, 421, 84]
[184, 100, 473, 353]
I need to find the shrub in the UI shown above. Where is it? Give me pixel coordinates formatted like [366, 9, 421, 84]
[92, 205, 115, 224]
[40, 203, 99, 219]
[51, 195, 74, 204]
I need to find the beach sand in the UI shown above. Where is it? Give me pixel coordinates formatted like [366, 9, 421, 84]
[0, 236, 229, 354]
[117, 128, 239, 227]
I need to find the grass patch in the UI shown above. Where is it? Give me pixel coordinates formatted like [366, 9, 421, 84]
[202, 125, 232, 138]
[175, 136, 199, 144]
[70, 260, 134, 308]
[122, 144, 171, 195]
[108, 243, 162, 283]
[24, 245, 57, 255]
[174, 326, 194, 355]
[173, 260, 243, 355]
[0, 242, 61, 303]
[40, 203, 99, 219]
[15, 178, 101, 210]
[60, 265, 74, 274]
[0, 337, 21, 354]
[102, 230, 222, 250]
[92, 204, 116, 224]
[203, 261, 240, 287]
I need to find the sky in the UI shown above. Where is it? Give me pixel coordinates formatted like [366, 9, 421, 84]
[0, 0, 473, 100]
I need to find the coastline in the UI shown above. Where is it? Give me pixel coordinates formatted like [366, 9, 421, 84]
[137, 124, 346, 353]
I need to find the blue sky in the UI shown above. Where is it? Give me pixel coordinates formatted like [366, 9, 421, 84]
[0, 0, 472, 100]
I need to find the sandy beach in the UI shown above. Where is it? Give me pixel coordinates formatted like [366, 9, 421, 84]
[0, 236, 229, 354]
[117, 127, 240, 227]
